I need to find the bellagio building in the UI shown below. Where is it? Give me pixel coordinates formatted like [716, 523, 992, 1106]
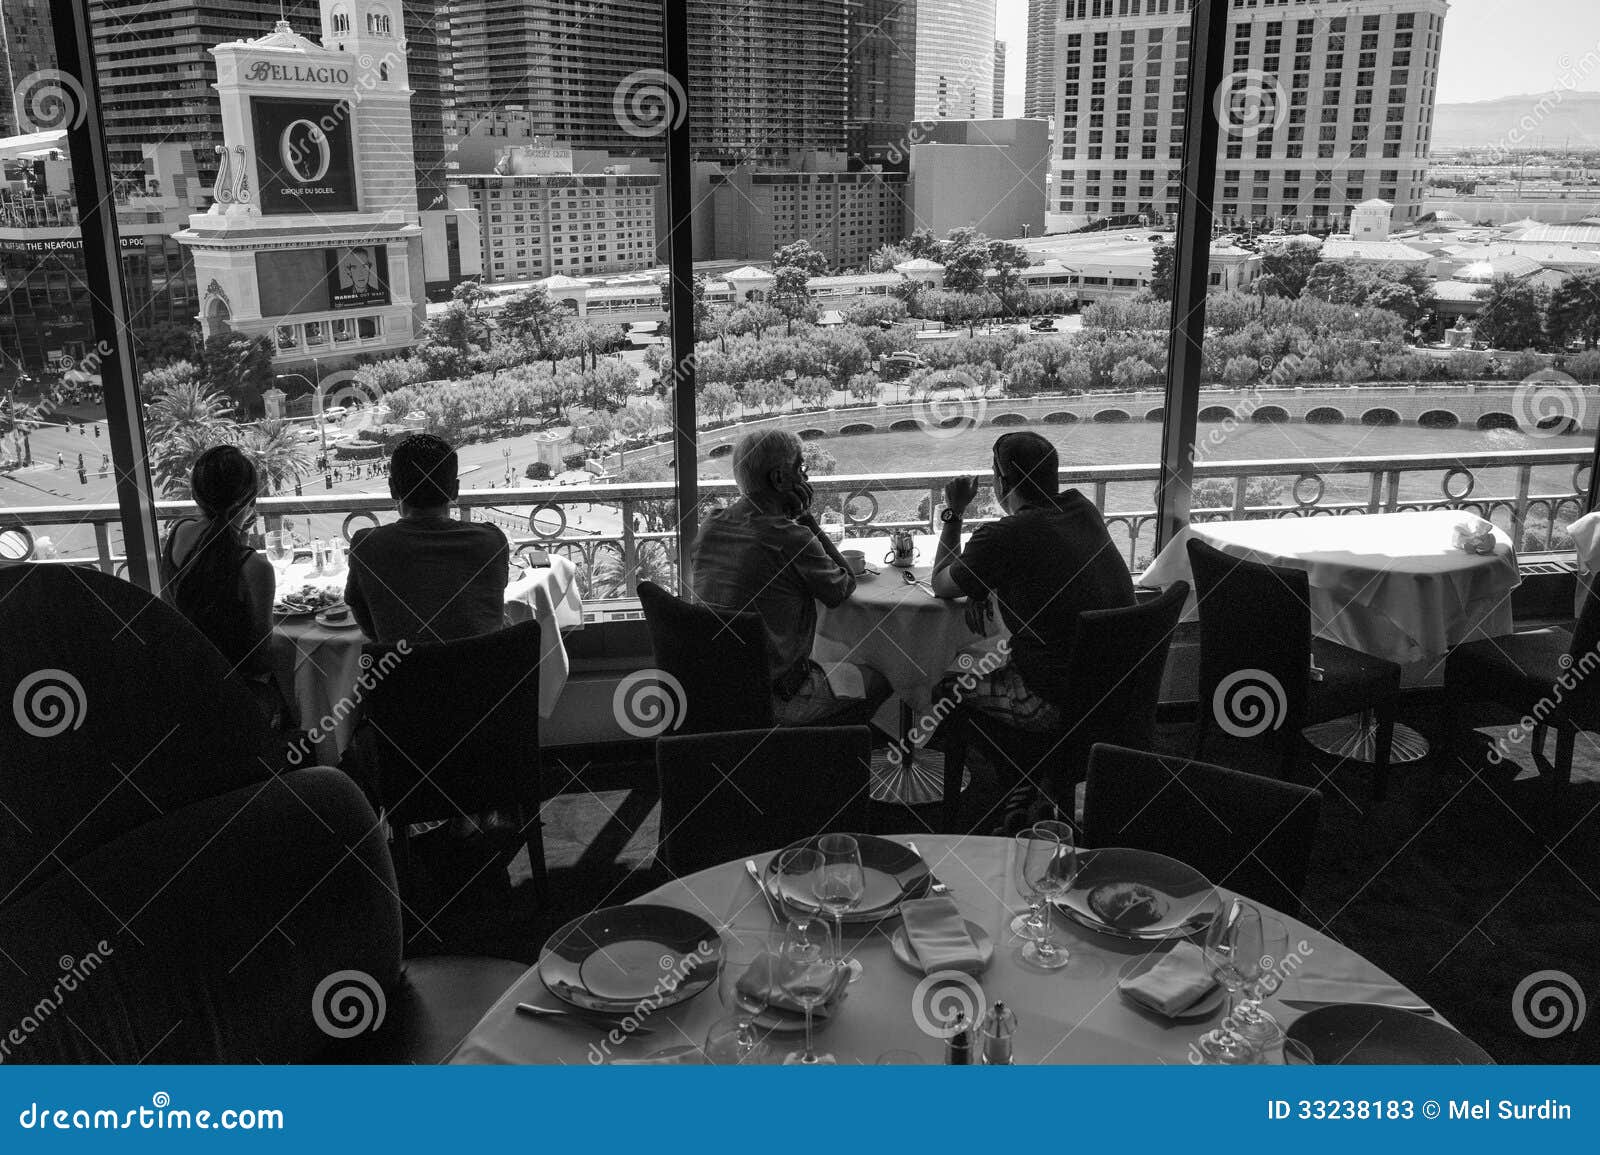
[1051, 0, 1449, 232]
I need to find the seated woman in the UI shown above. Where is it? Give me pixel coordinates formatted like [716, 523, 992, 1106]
[160, 444, 288, 728]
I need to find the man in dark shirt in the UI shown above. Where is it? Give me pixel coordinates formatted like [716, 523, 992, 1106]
[929, 431, 1134, 730]
[345, 434, 509, 645]
[692, 430, 891, 726]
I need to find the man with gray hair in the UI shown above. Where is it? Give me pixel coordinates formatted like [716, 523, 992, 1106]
[692, 429, 891, 726]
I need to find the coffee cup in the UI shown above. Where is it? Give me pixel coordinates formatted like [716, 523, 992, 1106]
[841, 549, 867, 575]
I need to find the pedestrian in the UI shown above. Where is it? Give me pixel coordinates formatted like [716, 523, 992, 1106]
[77, 453, 84, 471]
[77, 466, 86, 485]
[56, 452, 63, 470]
[93, 425, 99, 439]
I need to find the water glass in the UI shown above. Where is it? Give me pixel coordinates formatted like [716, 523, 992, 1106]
[820, 508, 845, 544]
[812, 834, 865, 982]
[264, 530, 292, 576]
[1016, 826, 1074, 971]
[307, 538, 327, 577]
[1201, 898, 1269, 1064]
[704, 928, 774, 1065]
[779, 916, 839, 1065]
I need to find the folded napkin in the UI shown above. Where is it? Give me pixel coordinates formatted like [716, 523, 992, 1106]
[821, 660, 866, 700]
[609, 1044, 705, 1065]
[1452, 516, 1497, 555]
[736, 951, 849, 1017]
[1119, 942, 1217, 1017]
[900, 896, 986, 975]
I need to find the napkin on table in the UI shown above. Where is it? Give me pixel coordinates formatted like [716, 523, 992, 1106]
[899, 896, 986, 975]
[1451, 516, 1497, 555]
[1119, 941, 1217, 1017]
[735, 951, 848, 1018]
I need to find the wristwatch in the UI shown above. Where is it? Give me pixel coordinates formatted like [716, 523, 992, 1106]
[940, 506, 962, 523]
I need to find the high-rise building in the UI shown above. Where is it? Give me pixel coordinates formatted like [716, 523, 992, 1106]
[993, 40, 1006, 117]
[1023, 0, 1057, 120]
[1052, 0, 1449, 230]
[1, 0, 57, 139]
[89, 0, 449, 212]
[846, 0, 917, 171]
[914, 0, 996, 120]
[688, 0, 851, 164]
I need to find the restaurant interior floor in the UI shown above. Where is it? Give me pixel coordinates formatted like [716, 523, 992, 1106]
[405, 695, 1600, 1066]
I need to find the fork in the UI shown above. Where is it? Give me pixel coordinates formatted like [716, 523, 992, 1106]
[906, 840, 952, 895]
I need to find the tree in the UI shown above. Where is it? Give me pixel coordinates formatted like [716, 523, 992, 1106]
[1473, 276, 1549, 351]
[146, 379, 233, 496]
[1149, 242, 1175, 302]
[939, 228, 993, 293]
[1301, 261, 1356, 304]
[237, 419, 313, 495]
[570, 412, 614, 458]
[200, 332, 274, 414]
[846, 372, 883, 402]
[140, 359, 201, 403]
[698, 381, 739, 422]
[1547, 271, 1600, 349]
[138, 322, 201, 368]
[1111, 356, 1159, 390]
[1257, 244, 1322, 298]
[450, 279, 494, 348]
[987, 239, 1031, 311]
[498, 287, 563, 360]
[866, 243, 911, 273]
[903, 228, 942, 261]
[773, 240, 830, 278]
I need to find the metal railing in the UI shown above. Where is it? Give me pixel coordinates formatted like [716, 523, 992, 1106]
[2, 447, 1589, 598]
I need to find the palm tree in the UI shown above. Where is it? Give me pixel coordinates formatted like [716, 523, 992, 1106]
[146, 380, 232, 496]
[238, 419, 313, 496]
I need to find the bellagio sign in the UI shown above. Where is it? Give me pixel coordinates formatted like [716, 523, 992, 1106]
[243, 61, 352, 86]
[250, 96, 359, 215]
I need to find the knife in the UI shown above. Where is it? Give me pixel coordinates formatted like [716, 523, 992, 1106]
[515, 1003, 657, 1033]
[1281, 998, 1434, 1016]
[744, 858, 786, 922]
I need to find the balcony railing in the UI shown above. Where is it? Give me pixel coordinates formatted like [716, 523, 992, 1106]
[2, 448, 1589, 599]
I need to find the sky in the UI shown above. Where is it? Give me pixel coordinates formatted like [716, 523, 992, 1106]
[995, 0, 1600, 111]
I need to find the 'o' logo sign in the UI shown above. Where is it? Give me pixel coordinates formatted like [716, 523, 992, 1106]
[281, 119, 331, 183]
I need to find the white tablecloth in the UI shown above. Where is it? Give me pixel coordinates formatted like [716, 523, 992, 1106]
[1137, 511, 1520, 669]
[271, 553, 583, 764]
[450, 834, 1441, 1066]
[814, 534, 1006, 710]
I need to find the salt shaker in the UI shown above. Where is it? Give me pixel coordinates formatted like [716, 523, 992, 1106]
[944, 1011, 972, 1065]
[978, 1001, 1017, 1065]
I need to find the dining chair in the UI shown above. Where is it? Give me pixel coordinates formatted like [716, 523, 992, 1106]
[1082, 743, 1324, 918]
[362, 619, 548, 917]
[637, 580, 776, 735]
[1187, 538, 1402, 800]
[654, 726, 873, 876]
[1442, 585, 1600, 829]
[939, 580, 1190, 833]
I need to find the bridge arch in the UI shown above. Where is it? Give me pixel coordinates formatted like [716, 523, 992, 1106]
[1305, 406, 1345, 424]
[1252, 405, 1290, 424]
[1477, 412, 1518, 431]
[1362, 408, 1401, 426]
[707, 443, 734, 458]
[1197, 405, 1236, 422]
[1094, 409, 1131, 423]
[1418, 409, 1459, 430]
[989, 413, 1029, 426]
[1145, 407, 1165, 422]
[888, 418, 924, 433]
[797, 428, 828, 440]
[839, 422, 876, 435]
[1043, 411, 1080, 424]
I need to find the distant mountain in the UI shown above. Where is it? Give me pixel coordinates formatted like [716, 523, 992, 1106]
[1431, 92, 1600, 152]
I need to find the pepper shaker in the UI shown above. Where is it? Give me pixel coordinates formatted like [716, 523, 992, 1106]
[944, 1011, 972, 1065]
[979, 1001, 1017, 1065]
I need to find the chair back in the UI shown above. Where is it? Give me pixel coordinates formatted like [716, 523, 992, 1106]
[1083, 743, 1323, 916]
[0, 564, 274, 901]
[363, 620, 541, 824]
[1056, 579, 1189, 763]
[655, 726, 872, 875]
[1187, 538, 1311, 748]
[638, 580, 775, 736]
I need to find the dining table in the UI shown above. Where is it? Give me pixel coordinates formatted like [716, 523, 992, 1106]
[1137, 509, 1521, 763]
[812, 533, 1007, 805]
[269, 551, 584, 766]
[449, 834, 1456, 1066]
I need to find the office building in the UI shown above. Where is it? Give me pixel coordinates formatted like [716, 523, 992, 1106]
[993, 40, 1006, 117]
[1052, 0, 1450, 230]
[909, 118, 1048, 239]
[709, 166, 908, 269]
[1024, 0, 1057, 120]
[1, 0, 56, 139]
[915, 0, 997, 120]
[846, 0, 917, 171]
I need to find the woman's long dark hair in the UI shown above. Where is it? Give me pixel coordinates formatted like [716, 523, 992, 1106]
[167, 445, 260, 660]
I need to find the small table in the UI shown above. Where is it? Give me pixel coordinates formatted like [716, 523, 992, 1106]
[814, 534, 1002, 806]
[450, 834, 1449, 1065]
[1139, 510, 1520, 763]
[270, 553, 584, 765]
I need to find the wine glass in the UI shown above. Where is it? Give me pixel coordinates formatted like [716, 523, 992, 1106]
[819, 508, 845, 545]
[1200, 898, 1270, 1064]
[1010, 830, 1051, 942]
[779, 916, 839, 1065]
[264, 530, 292, 582]
[773, 846, 822, 921]
[1017, 826, 1075, 971]
[1232, 911, 1288, 1048]
[812, 833, 865, 983]
[704, 928, 773, 1065]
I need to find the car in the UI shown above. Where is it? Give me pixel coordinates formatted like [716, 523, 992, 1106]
[1029, 317, 1057, 332]
[320, 405, 348, 420]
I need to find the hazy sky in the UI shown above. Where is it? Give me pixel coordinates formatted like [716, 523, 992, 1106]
[995, 0, 1600, 109]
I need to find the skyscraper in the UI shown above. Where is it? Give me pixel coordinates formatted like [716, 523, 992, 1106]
[1023, 0, 1057, 120]
[1052, 0, 1449, 230]
[846, 0, 917, 170]
[993, 40, 1006, 117]
[914, 0, 996, 120]
[1, 0, 57, 138]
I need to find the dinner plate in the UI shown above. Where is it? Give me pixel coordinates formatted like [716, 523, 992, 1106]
[763, 834, 932, 923]
[272, 605, 318, 619]
[538, 904, 723, 1015]
[314, 606, 359, 629]
[888, 920, 993, 975]
[1053, 847, 1223, 941]
[1285, 1004, 1492, 1065]
[1116, 952, 1225, 1020]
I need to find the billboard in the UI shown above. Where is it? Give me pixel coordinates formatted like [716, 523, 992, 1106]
[326, 245, 389, 309]
[255, 245, 389, 316]
[251, 97, 358, 215]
